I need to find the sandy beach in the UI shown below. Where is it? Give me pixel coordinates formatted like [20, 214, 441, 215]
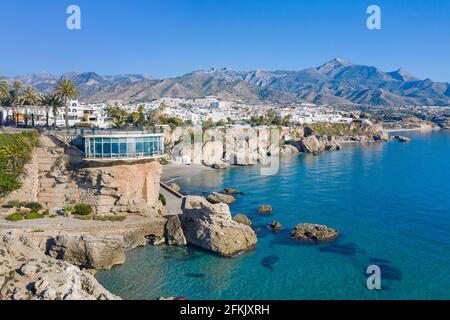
[161, 164, 215, 183]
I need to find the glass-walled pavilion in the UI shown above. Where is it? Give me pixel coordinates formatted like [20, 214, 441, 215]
[82, 130, 165, 160]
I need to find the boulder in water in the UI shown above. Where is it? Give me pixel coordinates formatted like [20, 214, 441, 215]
[290, 224, 339, 242]
[207, 192, 236, 204]
[181, 196, 257, 257]
[258, 205, 273, 215]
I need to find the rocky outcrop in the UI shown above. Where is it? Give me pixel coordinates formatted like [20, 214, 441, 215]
[280, 144, 300, 155]
[0, 232, 119, 300]
[181, 196, 257, 257]
[48, 234, 126, 270]
[290, 224, 339, 242]
[233, 214, 252, 226]
[164, 124, 390, 167]
[207, 192, 236, 204]
[298, 135, 326, 153]
[164, 215, 187, 246]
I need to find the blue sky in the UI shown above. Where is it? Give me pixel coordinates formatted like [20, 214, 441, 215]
[1, 0, 449, 81]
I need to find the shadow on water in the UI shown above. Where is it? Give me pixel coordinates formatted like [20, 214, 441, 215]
[365, 260, 403, 281]
[318, 241, 361, 256]
[185, 273, 206, 279]
[261, 255, 280, 271]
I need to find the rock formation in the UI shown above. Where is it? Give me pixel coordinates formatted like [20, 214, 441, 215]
[222, 188, 243, 195]
[181, 196, 257, 257]
[290, 224, 339, 242]
[0, 232, 119, 300]
[269, 221, 282, 232]
[164, 215, 187, 246]
[207, 192, 236, 204]
[258, 205, 273, 215]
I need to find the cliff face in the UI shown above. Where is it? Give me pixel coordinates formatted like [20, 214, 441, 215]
[5, 135, 163, 216]
[77, 161, 162, 215]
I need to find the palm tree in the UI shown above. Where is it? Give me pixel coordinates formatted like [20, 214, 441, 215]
[0, 78, 9, 126]
[21, 87, 39, 127]
[51, 95, 64, 128]
[11, 81, 22, 126]
[0, 78, 8, 99]
[39, 93, 54, 128]
[54, 79, 79, 128]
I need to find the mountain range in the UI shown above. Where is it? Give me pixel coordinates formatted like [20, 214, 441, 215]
[5, 59, 450, 106]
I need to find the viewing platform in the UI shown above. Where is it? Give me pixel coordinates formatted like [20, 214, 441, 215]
[79, 128, 165, 161]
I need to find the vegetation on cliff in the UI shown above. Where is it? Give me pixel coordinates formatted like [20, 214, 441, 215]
[0, 131, 39, 197]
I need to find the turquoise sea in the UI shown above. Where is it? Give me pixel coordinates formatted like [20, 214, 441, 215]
[96, 131, 450, 300]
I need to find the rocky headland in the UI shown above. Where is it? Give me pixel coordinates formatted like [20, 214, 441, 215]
[164, 123, 394, 169]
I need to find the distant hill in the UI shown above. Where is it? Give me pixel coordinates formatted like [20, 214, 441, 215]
[5, 59, 450, 106]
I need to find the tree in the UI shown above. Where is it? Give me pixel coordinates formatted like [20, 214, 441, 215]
[107, 107, 129, 129]
[150, 109, 160, 126]
[51, 95, 64, 128]
[0, 79, 8, 100]
[11, 81, 22, 126]
[159, 103, 167, 115]
[39, 93, 54, 128]
[20, 87, 39, 127]
[54, 79, 79, 128]
[0, 79, 9, 125]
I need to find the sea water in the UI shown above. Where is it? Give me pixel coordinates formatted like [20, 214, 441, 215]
[96, 131, 450, 300]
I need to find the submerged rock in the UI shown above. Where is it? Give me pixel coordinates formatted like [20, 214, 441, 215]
[268, 221, 282, 232]
[258, 205, 273, 215]
[233, 214, 252, 226]
[290, 224, 339, 242]
[211, 162, 230, 170]
[395, 135, 412, 143]
[165, 215, 187, 246]
[222, 187, 243, 195]
[181, 196, 257, 257]
[207, 192, 236, 204]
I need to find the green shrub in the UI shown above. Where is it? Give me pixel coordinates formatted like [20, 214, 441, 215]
[73, 215, 93, 221]
[93, 215, 127, 222]
[24, 212, 45, 220]
[0, 131, 39, 197]
[159, 193, 166, 206]
[73, 204, 93, 216]
[43, 209, 50, 215]
[25, 202, 43, 212]
[6, 200, 25, 208]
[6, 212, 24, 222]
[63, 205, 74, 214]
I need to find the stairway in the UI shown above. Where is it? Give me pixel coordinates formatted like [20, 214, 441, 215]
[36, 135, 76, 209]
